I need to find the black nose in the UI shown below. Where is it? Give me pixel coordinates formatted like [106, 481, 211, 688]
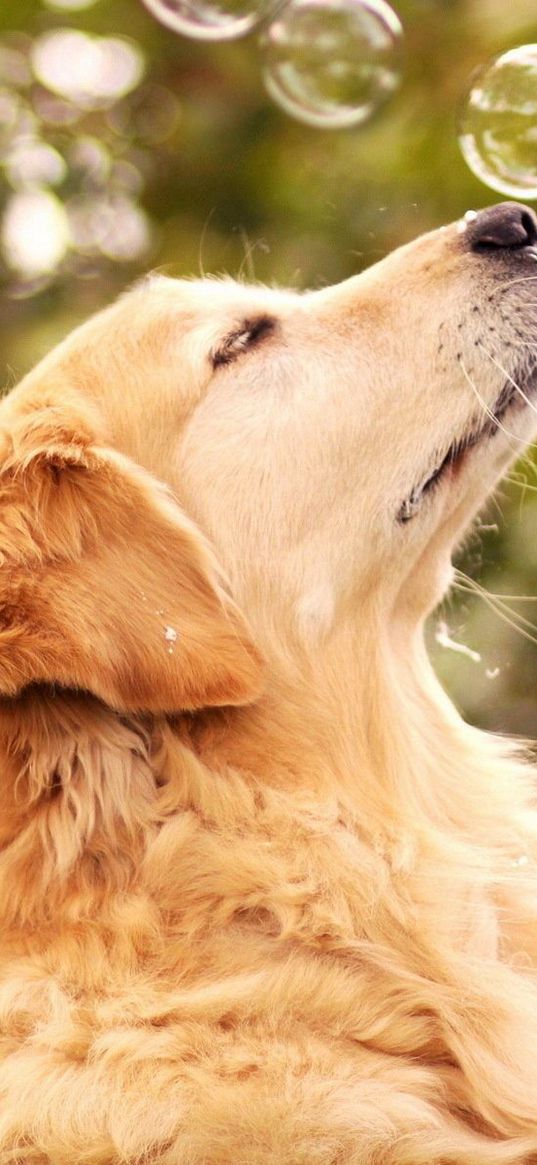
[466, 202, 537, 252]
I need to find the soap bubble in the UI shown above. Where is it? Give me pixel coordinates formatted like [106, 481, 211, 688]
[260, 0, 402, 129]
[140, 0, 274, 41]
[459, 45, 537, 200]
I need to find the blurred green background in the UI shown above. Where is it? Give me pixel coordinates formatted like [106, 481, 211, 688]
[1, 0, 537, 736]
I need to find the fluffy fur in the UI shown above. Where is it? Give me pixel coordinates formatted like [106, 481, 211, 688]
[1, 209, 537, 1163]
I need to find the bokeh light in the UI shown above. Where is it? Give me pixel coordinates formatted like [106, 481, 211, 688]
[459, 44, 537, 200]
[1, 189, 70, 280]
[260, 0, 402, 129]
[0, 25, 166, 296]
[31, 30, 144, 110]
[140, 0, 276, 42]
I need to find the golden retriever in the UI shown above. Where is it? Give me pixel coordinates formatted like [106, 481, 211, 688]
[1, 201, 537, 1164]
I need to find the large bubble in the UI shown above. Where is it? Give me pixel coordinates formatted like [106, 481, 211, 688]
[140, 0, 275, 42]
[260, 0, 402, 130]
[459, 45, 537, 200]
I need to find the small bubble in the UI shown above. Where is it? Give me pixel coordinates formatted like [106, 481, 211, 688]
[459, 44, 537, 199]
[260, 0, 402, 130]
[485, 666, 500, 679]
[512, 854, 530, 867]
[164, 625, 178, 642]
[140, 0, 275, 41]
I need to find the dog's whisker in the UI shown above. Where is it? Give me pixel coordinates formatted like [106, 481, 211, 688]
[490, 273, 537, 294]
[478, 343, 537, 419]
[458, 358, 528, 446]
[509, 453, 537, 486]
[451, 566, 537, 619]
[198, 207, 217, 280]
[505, 473, 537, 495]
[453, 585, 537, 646]
[505, 463, 537, 496]
[237, 231, 259, 283]
[454, 585, 537, 646]
[454, 569, 537, 640]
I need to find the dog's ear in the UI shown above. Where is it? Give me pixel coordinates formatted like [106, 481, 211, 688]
[0, 403, 263, 713]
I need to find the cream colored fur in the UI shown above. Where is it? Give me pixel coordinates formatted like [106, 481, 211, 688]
[1, 212, 537, 1163]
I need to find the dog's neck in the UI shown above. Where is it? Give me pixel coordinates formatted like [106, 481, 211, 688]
[0, 613, 529, 932]
[184, 606, 532, 860]
[183, 612, 480, 826]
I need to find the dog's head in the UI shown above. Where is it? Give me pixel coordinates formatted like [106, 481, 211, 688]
[1, 200, 536, 714]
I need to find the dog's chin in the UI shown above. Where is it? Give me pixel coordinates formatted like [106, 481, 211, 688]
[394, 363, 537, 622]
[453, 362, 537, 505]
[397, 357, 537, 528]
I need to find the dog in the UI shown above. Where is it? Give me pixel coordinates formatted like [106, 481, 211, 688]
[1, 201, 537, 1164]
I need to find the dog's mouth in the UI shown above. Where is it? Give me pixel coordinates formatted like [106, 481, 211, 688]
[397, 356, 537, 524]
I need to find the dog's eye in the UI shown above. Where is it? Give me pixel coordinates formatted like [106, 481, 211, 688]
[211, 316, 275, 370]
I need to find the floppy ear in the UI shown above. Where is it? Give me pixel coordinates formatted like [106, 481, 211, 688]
[0, 405, 263, 714]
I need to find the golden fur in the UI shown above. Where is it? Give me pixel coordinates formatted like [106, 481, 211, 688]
[1, 210, 537, 1162]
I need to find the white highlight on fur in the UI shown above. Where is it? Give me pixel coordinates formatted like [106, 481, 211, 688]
[295, 582, 336, 641]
